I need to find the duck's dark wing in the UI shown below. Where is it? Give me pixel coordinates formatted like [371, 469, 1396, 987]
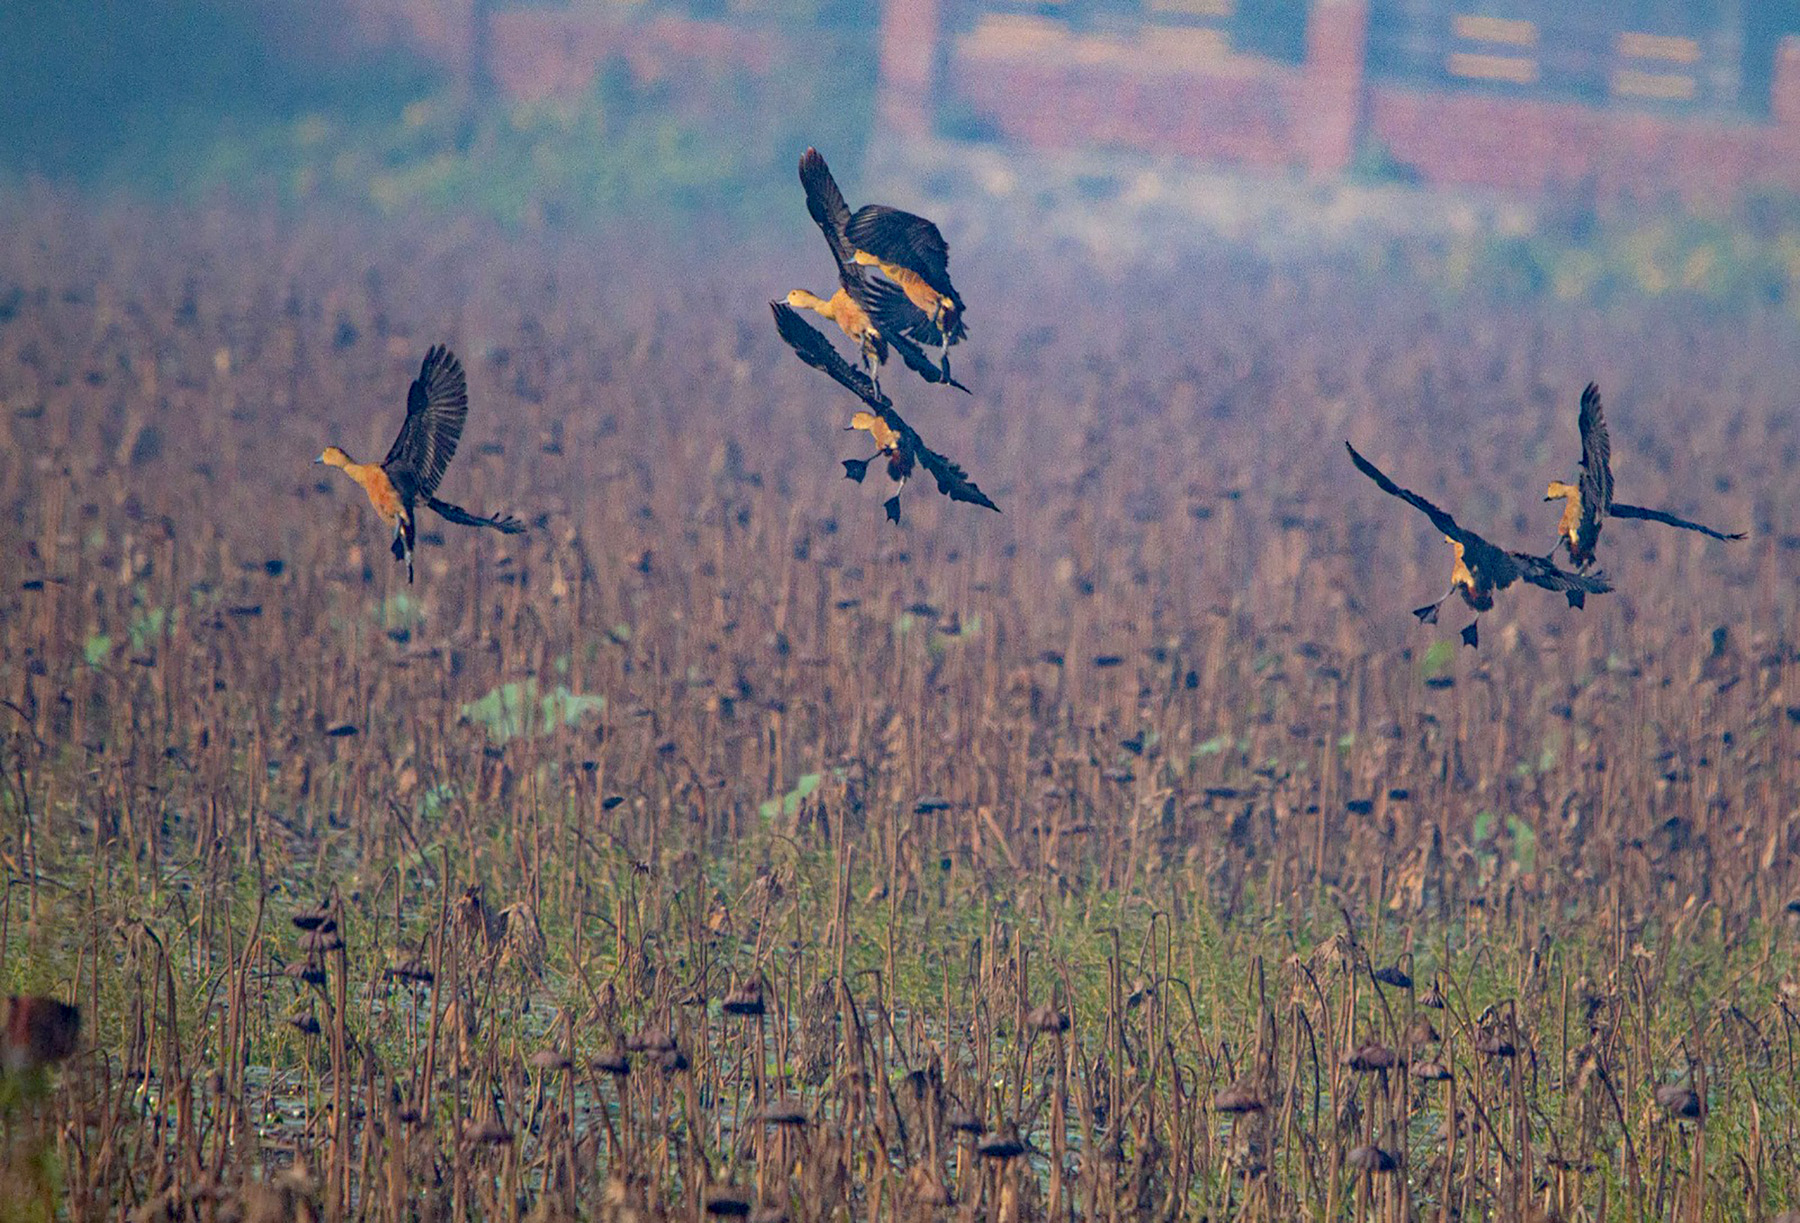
[774, 302, 996, 514]
[861, 279, 970, 392]
[799, 148, 859, 277]
[1505, 551, 1614, 596]
[846, 205, 956, 297]
[1345, 441, 1468, 542]
[914, 435, 1000, 511]
[1346, 440, 1524, 581]
[771, 300, 889, 412]
[1608, 502, 1747, 542]
[1575, 382, 1612, 549]
[383, 344, 468, 500]
[863, 274, 958, 349]
[426, 496, 526, 534]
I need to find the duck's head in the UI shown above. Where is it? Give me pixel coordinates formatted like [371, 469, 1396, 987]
[1545, 479, 1577, 502]
[316, 446, 351, 469]
[785, 288, 825, 310]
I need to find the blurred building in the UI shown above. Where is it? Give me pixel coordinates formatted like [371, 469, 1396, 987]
[362, 0, 1800, 201]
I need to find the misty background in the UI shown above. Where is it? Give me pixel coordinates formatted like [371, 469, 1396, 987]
[4, 0, 1800, 317]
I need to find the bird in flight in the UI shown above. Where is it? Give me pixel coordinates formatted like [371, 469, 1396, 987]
[790, 148, 968, 394]
[1346, 441, 1610, 648]
[316, 345, 525, 582]
[842, 410, 911, 518]
[771, 301, 996, 525]
[790, 148, 967, 366]
[1545, 383, 1745, 569]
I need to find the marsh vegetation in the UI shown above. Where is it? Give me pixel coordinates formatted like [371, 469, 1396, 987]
[0, 193, 1798, 1220]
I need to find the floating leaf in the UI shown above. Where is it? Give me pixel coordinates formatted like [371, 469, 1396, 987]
[1472, 810, 1496, 844]
[1506, 816, 1538, 872]
[460, 679, 606, 743]
[785, 773, 821, 816]
[1420, 639, 1456, 680]
[761, 772, 822, 821]
[383, 592, 424, 627]
[128, 607, 168, 652]
[83, 633, 114, 667]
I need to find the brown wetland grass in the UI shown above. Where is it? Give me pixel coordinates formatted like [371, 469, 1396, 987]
[1, 190, 1800, 1220]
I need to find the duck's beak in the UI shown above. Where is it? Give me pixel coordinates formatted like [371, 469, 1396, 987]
[313, 454, 326, 464]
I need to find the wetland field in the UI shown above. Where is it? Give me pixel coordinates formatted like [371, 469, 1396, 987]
[2, 192, 1800, 1221]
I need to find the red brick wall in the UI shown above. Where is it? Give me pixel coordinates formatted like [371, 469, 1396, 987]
[901, 3, 1800, 201]
[1366, 35, 1800, 203]
[1300, 0, 1369, 175]
[249, 0, 473, 71]
[346, 1, 1800, 204]
[487, 9, 782, 105]
[1367, 85, 1800, 203]
[330, 0, 477, 73]
[948, 51, 1312, 168]
[877, 0, 943, 140]
[1773, 35, 1800, 126]
[938, 2, 1370, 173]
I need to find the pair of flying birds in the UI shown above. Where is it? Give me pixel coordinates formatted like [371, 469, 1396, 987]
[772, 148, 998, 524]
[1349, 384, 1744, 647]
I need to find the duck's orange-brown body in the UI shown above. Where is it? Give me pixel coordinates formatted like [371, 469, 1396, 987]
[319, 447, 406, 527]
[853, 251, 952, 318]
[1552, 489, 1582, 546]
[1544, 479, 1594, 565]
[1447, 540, 1494, 611]
[316, 346, 526, 584]
[787, 288, 875, 349]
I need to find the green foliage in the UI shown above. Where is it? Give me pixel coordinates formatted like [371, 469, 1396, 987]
[0, 0, 429, 187]
[459, 678, 606, 743]
[760, 771, 822, 821]
[1419, 638, 1457, 681]
[1506, 814, 1538, 873]
[382, 594, 425, 629]
[127, 607, 167, 654]
[1348, 135, 1422, 188]
[0, 2, 875, 229]
[1439, 192, 1800, 319]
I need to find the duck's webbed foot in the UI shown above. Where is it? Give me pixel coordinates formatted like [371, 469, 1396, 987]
[1412, 602, 1442, 625]
[1460, 620, 1480, 649]
[883, 494, 902, 525]
[391, 528, 415, 583]
[1565, 589, 1586, 610]
[842, 458, 871, 483]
